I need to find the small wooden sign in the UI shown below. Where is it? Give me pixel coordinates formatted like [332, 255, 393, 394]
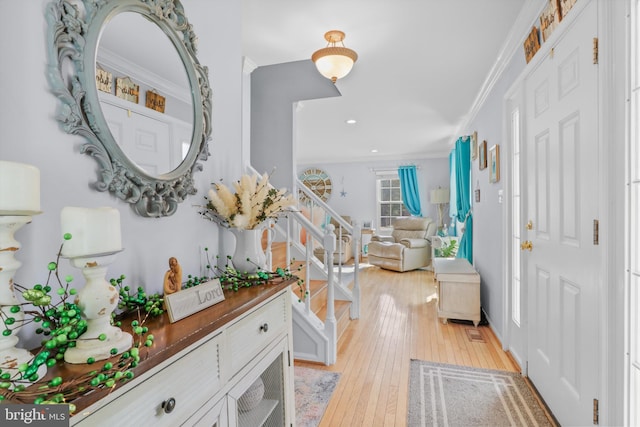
[96, 68, 112, 94]
[164, 279, 225, 323]
[540, 0, 561, 42]
[523, 26, 541, 64]
[559, 0, 577, 19]
[146, 91, 166, 113]
[116, 77, 139, 104]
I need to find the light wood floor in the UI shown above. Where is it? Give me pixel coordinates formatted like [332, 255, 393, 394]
[294, 266, 520, 427]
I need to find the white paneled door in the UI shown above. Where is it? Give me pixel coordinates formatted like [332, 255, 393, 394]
[523, 2, 599, 426]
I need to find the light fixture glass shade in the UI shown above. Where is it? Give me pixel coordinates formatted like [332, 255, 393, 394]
[312, 30, 358, 83]
[430, 188, 450, 204]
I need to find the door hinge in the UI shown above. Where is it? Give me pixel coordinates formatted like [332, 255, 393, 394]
[593, 37, 599, 64]
[593, 220, 599, 245]
[593, 398, 599, 424]
[288, 350, 291, 367]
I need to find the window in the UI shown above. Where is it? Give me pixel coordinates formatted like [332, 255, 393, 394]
[377, 176, 410, 228]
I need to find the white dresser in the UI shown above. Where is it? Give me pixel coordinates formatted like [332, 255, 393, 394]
[67, 280, 295, 427]
[433, 258, 481, 327]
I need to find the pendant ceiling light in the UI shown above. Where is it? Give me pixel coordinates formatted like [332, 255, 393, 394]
[311, 30, 358, 83]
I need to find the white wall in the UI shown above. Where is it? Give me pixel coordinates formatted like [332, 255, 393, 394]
[0, 0, 243, 348]
[298, 157, 449, 230]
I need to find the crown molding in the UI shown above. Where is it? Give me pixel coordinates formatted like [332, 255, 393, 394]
[98, 47, 191, 104]
[243, 56, 258, 74]
[454, 0, 548, 140]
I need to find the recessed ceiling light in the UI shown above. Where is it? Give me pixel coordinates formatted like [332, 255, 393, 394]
[345, 119, 357, 124]
[371, 149, 378, 153]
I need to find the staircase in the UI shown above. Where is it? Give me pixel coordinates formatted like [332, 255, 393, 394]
[264, 179, 361, 366]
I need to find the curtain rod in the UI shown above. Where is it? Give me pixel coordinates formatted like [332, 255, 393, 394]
[368, 165, 421, 173]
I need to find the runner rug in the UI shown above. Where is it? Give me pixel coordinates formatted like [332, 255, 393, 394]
[295, 366, 340, 427]
[408, 360, 554, 426]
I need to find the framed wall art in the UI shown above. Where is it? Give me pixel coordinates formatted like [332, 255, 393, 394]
[489, 144, 500, 183]
[479, 140, 487, 170]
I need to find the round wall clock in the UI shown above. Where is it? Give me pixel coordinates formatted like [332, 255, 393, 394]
[299, 168, 332, 203]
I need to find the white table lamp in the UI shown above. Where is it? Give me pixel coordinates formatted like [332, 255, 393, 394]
[430, 188, 450, 230]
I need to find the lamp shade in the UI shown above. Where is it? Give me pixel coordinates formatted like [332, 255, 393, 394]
[430, 188, 450, 204]
[312, 30, 358, 83]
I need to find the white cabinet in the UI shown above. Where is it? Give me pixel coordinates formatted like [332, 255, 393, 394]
[190, 397, 228, 427]
[70, 285, 295, 427]
[228, 338, 290, 427]
[73, 333, 224, 426]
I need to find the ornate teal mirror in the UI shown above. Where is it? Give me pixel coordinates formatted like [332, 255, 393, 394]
[46, 0, 212, 217]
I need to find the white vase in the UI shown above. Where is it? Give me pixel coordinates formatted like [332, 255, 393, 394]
[230, 227, 266, 273]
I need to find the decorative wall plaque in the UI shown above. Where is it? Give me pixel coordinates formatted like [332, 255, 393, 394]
[164, 279, 225, 323]
[559, 0, 577, 19]
[540, 0, 561, 42]
[145, 91, 166, 113]
[523, 26, 541, 64]
[115, 77, 139, 103]
[96, 68, 112, 94]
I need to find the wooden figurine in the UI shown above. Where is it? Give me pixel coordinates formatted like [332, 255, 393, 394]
[163, 257, 182, 295]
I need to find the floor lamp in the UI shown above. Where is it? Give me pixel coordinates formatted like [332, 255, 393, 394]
[430, 188, 450, 232]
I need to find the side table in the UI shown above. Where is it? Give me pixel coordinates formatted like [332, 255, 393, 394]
[361, 228, 374, 256]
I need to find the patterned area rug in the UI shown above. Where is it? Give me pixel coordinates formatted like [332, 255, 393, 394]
[408, 360, 554, 426]
[295, 366, 340, 427]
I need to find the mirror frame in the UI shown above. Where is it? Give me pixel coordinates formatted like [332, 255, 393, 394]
[46, 0, 212, 217]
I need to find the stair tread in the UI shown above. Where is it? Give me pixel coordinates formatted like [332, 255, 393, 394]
[314, 300, 351, 320]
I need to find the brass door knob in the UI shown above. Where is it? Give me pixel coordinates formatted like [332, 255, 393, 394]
[520, 241, 533, 251]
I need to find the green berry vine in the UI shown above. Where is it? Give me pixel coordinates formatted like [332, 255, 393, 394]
[0, 240, 304, 412]
[185, 247, 307, 301]
[0, 236, 162, 412]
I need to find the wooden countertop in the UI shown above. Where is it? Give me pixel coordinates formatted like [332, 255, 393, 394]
[5, 278, 295, 414]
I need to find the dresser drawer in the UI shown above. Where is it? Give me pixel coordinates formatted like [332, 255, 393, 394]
[227, 293, 288, 373]
[74, 332, 223, 427]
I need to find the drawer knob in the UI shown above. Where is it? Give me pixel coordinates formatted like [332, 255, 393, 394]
[259, 323, 269, 333]
[162, 397, 176, 414]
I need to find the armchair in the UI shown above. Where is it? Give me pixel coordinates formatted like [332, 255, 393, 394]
[313, 215, 354, 264]
[368, 217, 437, 272]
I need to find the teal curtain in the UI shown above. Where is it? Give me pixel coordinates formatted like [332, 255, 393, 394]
[448, 151, 458, 236]
[452, 136, 472, 263]
[398, 165, 423, 216]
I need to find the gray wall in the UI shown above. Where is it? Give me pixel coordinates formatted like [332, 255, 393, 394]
[298, 157, 449, 230]
[466, 53, 526, 338]
[250, 60, 340, 190]
[0, 0, 243, 348]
